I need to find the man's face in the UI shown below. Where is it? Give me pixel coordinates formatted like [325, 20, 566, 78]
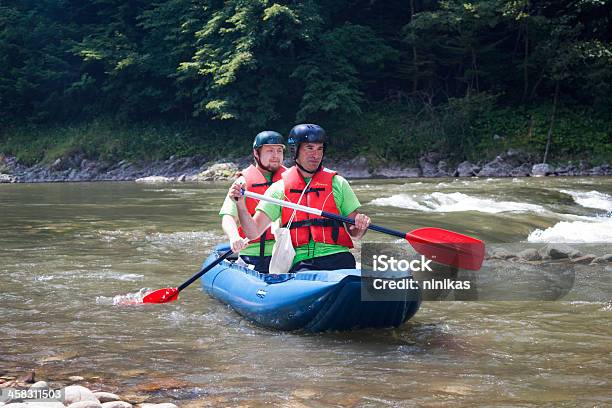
[255, 145, 284, 172]
[296, 142, 324, 173]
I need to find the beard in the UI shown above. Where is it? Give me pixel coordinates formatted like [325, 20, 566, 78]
[265, 161, 282, 172]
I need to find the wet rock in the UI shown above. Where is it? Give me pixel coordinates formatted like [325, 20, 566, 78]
[101, 402, 132, 408]
[489, 248, 517, 260]
[571, 254, 597, 264]
[68, 376, 85, 383]
[17, 372, 35, 384]
[436, 160, 451, 176]
[510, 163, 532, 177]
[93, 393, 120, 403]
[67, 402, 103, 408]
[417, 155, 450, 177]
[555, 164, 578, 176]
[418, 154, 436, 174]
[138, 404, 178, 408]
[135, 176, 174, 183]
[50, 158, 63, 171]
[0, 380, 18, 389]
[30, 381, 48, 389]
[372, 166, 420, 178]
[191, 162, 238, 181]
[518, 248, 541, 261]
[64, 385, 98, 405]
[538, 244, 581, 260]
[478, 156, 513, 177]
[120, 394, 148, 405]
[589, 164, 611, 176]
[590, 256, 609, 265]
[532, 163, 553, 177]
[330, 155, 371, 178]
[601, 254, 612, 262]
[0, 173, 16, 183]
[454, 161, 480, 177]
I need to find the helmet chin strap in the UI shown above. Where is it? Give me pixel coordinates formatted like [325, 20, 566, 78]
[254, 150, 272, 173]
[295, 160, 322, 175]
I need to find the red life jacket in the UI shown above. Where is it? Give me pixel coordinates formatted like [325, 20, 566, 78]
[236, 164, 286, 243]
[281, 166, 354, 249]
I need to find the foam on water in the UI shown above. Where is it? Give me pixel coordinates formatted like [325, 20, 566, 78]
[560, 189, 612, 211]
[95, 288, 153, 305]
[370, 192, 546, 214]
[527, 216, 612, 243]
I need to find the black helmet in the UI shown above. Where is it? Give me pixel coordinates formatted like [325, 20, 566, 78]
[287, 124, 326, 146]
[253, 131, 285, 149]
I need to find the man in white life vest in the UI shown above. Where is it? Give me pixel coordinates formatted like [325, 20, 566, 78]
[219, 131, 286, 273]
[229, 124, 370, 272]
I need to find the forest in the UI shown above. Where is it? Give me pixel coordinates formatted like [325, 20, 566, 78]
[1, 0, 610, 166]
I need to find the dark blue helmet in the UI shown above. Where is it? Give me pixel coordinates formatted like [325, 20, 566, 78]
[287, 124, 326, 146]
[253, 131, 285, 149]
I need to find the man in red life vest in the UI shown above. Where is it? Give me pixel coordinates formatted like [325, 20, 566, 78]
[219, 131, 286, 273]
[229, 124, 370, 272]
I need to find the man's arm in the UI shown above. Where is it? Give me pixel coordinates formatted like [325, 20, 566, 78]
[229, 183, 273, 240]
[221, 214, 249, 253]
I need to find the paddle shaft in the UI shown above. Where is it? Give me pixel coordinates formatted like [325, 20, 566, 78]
[243, 190, 420, 241]
[177, 249, 233, 292]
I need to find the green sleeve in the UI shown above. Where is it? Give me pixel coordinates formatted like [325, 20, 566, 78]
[218, 176, 246, 218]
[255, 180, 285, 222]
[332, 175, 361, 216]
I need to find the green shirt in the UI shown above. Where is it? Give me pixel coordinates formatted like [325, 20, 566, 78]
[256, 174, 361, 265]
[219, 174, 276, 257]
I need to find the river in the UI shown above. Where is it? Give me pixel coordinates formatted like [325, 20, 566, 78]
[1, 177, 610, 406]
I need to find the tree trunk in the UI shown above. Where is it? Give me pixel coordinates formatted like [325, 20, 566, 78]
[542, 82, 559, 164]
[522, 20, 529, 102]
[410, 0, 418, 93]
[472, 47, 479, 94]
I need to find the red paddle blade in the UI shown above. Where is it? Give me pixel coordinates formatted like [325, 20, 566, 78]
[406, 227, 485, 271]
[142, 287, 179, 304]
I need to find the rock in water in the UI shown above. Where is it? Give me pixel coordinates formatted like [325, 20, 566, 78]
[518, 249, 541, 261]
[101, 402, 132, 408]
[64, 385, 98, 405]
[94, 392, 121, 403]
[538, 244, 581, 260]
[454, 161, 480, 177]
[531, 163, 553, 177]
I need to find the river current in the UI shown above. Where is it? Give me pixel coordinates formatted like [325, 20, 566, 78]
[1, 177, 610, 406]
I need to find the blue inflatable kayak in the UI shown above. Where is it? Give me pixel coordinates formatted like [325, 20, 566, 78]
[200, 244, 421, 332]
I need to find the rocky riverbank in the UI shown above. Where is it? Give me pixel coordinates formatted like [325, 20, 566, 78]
[0, 150, 610, 183]
[0, 371, 181, 408]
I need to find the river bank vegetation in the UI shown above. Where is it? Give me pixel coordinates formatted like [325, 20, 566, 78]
[1, 0, 610, 167]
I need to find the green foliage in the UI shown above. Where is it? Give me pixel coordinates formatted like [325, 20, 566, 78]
[328, 99, 611, 166]
[0, 0, 610, 164]
[294, 23, 397, 121]
[0, 119, 246, 165]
